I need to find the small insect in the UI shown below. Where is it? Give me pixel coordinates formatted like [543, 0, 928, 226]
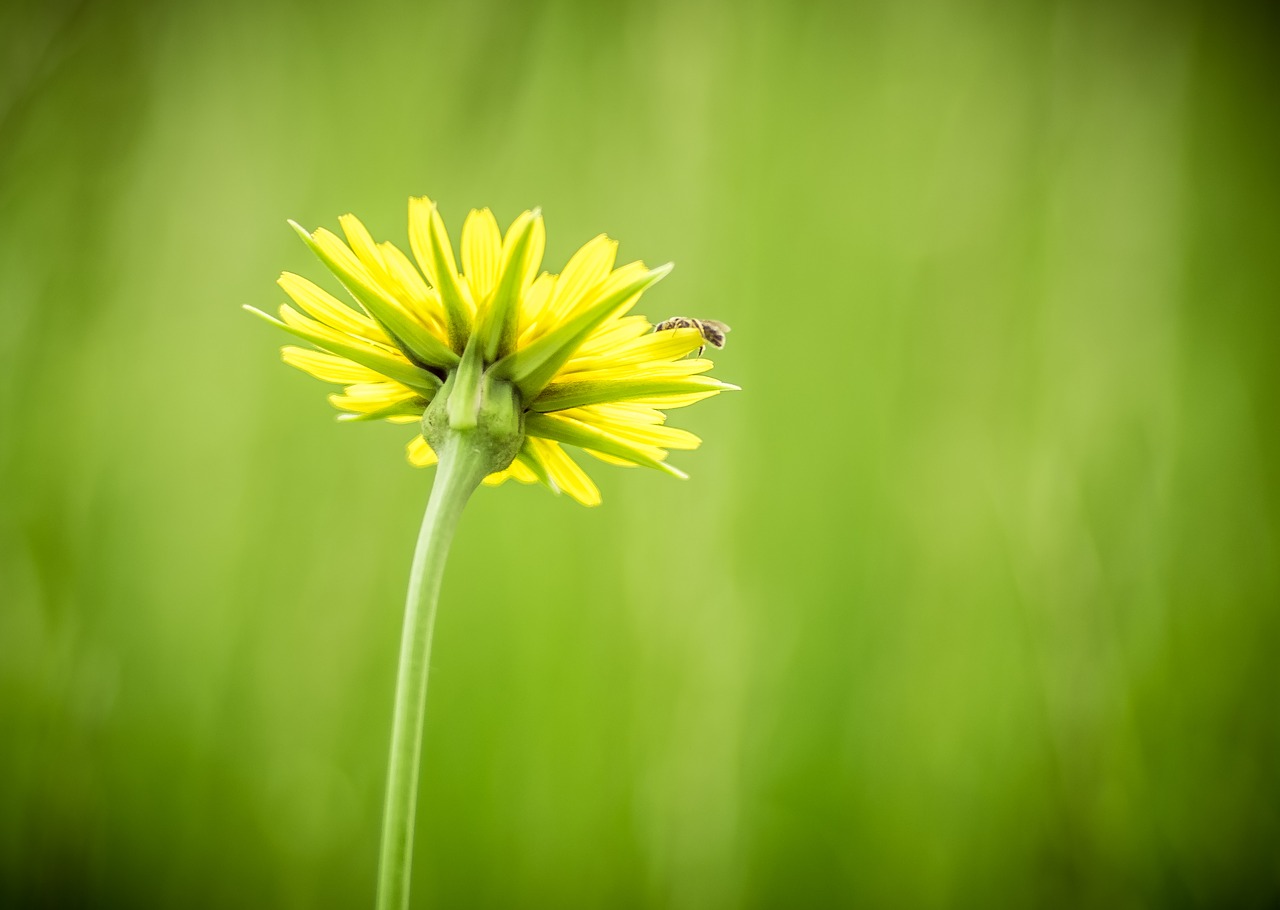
[653, 316, 731, 357]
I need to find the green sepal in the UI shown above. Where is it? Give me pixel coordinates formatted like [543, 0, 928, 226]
[446, 335, 485, 430]
[243, 305, 442, 397]
[475, 210, 540, 363]
[423, 374, 525, 477]
[290, 221, 460, 371]
[531, 376, 739, 412]
[525, 412, 687, 479]
[335, 398, 430, 422]
[490, 263, 672, 401]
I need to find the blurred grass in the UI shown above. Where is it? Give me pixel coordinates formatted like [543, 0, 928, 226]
[2, 0, 1278, 906]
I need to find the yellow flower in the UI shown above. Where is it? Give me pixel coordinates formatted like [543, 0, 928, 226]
[247, 197, 736, 506]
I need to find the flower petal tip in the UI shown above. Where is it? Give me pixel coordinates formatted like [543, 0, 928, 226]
[286, 219, 311, 237]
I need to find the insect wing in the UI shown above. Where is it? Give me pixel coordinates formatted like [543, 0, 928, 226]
[699, 319, 730, 348]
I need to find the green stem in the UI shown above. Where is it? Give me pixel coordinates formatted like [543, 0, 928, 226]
[376, 433, 490, 910]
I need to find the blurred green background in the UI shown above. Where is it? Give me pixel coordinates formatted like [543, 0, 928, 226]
[3, 0, 1278, 906]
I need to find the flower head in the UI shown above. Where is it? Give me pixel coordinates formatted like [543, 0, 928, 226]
[247, 197, 736, 505]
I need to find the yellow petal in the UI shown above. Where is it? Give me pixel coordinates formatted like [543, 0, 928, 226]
[299, 224, 459, 369]
[624, 391, 720, 409]
[516, 273, 557, 344]
[563, 315, 653, 364]
[461, 208, 502, 303]
[572, 402, 667, 425]
[407, 435, 438, 467]
[562, 405, 702, 450]
[544, 234, 617, 324]
[339, 214, 388, 277]
[329, 380, 419, 414]
[555, 358, 716, 385]
[278, 272, 388, 342]
[310, 227, 374, 283]
[563, 325, 704, 373]
[407, 197, 447, 287]
[378, 241, 447, 334]
[277, 305, 393, 357]
[481, 458, 537, 487]
[528, 438, 601, 506]
[526, 411, 683, 477]
[281, 346, 385, 384]
[264, 304, 439, 395]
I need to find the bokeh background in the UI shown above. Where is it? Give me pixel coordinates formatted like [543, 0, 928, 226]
[3, 0, 1278, 906]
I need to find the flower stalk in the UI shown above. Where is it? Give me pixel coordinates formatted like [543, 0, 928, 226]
[376, 373, 524, 910]
[249, 197, 738, 906]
